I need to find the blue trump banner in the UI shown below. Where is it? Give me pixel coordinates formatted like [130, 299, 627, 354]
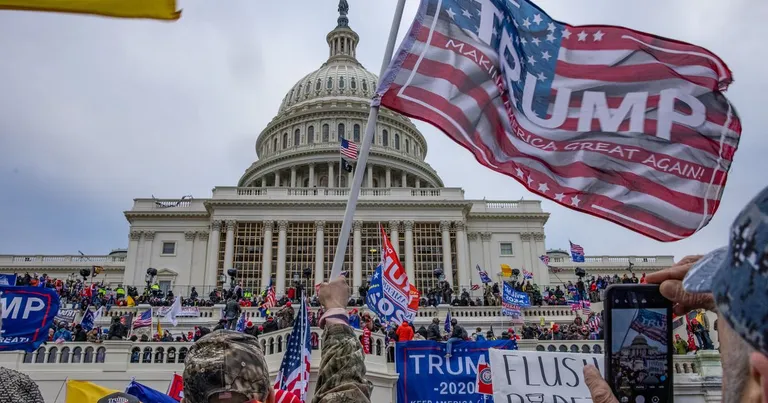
[502, 283, 530, 318]
[0, 285, 60, 352]
[0, 274, 16, 286]
[396, 340, 518, 403]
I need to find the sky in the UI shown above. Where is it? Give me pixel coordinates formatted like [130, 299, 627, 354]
[0, 0, 765, 260]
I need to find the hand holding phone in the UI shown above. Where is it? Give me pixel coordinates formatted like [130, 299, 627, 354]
[604, 285, 673, 403]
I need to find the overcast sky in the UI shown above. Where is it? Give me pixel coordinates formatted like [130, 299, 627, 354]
[0, 0, 764, 261]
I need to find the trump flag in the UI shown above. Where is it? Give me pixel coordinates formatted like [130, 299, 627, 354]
[376, 0, 741, 242]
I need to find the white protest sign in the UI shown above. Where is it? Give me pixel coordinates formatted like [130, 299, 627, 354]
[489, 349, 604, 403]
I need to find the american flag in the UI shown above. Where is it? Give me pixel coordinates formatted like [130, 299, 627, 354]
[340, 138, 359, 161]
[570, 241, 585, 262]
[274, 293, 311, 402]
[539, 255, 549, 265]
[630, 309, 667, 344]
[264, 279, 277, 309]
[588, 313, 602, 332]
[376, 0, 741, 242]
[133, 310, 152, 329]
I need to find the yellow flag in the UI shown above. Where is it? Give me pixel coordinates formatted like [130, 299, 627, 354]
[126, 295, 136, 307]
[0, 0, 181, 20]
[500, 264, 513, 277]
[157, 317, 163, 336]
[65, 380, 119, 403]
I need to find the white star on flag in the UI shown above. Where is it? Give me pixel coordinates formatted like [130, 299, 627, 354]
[462, 8, 472, 18]
[527, 55, 536, 65]
[547, 22, 556, 32]
[531, 37, 541, 46]
[562, 29, 571, 39]
[541, 51, 551, 61]
[537, 183, 550, 193]
[522, 18, 531, 28]
[532, 13, 543, 24]
[537, 72, 547, 81]
[577, 30, 588, 41]
[446, 8, 456, 19]
[554, 193, 565, 202]
[571, 196, 581, 207]
[515, 168, 524, 178]
[593, 30, 605, 41]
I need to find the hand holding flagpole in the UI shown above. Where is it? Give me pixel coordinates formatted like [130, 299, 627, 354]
[329, 0, 408, 281]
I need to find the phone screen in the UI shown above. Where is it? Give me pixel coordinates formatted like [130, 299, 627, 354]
[606, 286, 672, 403]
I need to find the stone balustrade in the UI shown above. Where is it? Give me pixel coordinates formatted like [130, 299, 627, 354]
[9, 336, 720, 381]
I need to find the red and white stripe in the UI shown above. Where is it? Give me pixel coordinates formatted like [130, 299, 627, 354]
[264, 287, 277, 309]
[341, 140, 359, 161]
[378, 0, 741, 242]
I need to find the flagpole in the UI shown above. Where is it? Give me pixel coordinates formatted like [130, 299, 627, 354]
[330, 0, 407, 281]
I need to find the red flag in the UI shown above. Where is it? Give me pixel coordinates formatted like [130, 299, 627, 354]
[476, 356, 493, 395]
[408, 284, 420, 311]
[167, 374, 184, 402]
[376, 0, 740, 242]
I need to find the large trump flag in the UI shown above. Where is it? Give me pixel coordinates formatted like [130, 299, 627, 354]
[0, 0, 180, 20]
[375, 0, 741, 242]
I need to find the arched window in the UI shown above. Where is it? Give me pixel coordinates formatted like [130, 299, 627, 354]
[320, 176, 328, 187]
[305, 81, 311, 95]
[339, 76, 345, 89]
[315, 79, 322, 91]
[60, 347, 70, 363]
[154, 347, 165, 364]
[351, 77, 357, 89]
[282, 133, 288, 149]
[362, 79, 368, 92]
[337, 123, 345, 140]
[178, 348, 189, 363]
[272, 137, 277, 152]
[327, 77, 333, 89]
[96, 347, 107, 363]
[382, 130, 389, 147]
[277, 336, 284, 353]
[394, 133, 401, 150]
[294, 129, 300, 147]
[405, 138, 410, 153]
[353, 124, 361, 142]
[85, 347, 95, 364]
[35, 347, 46, 363]
[72, 347, 82, 363]
[322, 124, 330, 142]
[167, 347, 177, 364]
[142, 347, 152, 363]
[23, 351, 33, 363]
[47, 347, 58, 363]
[307, 126, 315, 144]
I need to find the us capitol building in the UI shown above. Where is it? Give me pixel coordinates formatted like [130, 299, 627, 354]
[0, 4, 723, 402]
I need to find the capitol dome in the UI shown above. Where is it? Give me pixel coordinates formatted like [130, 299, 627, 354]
[240, 3, 443, 189]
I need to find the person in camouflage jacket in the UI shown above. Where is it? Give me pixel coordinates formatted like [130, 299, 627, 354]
[182, 275, 371, 403]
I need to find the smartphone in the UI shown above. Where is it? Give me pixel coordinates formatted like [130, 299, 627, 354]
[604, 284, 673, 403]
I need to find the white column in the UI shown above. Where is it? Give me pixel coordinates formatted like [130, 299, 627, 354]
[223, 220, 236, 272]
[389, 220, 400, 257]
[183, 231, 196, 289]
[520, 233, 532, 277]
[309, 164, 315, 188]
[314, 221, 325, 285]
[440, 221, 454, 288]
[142, 231, 155, 278]
[532, 233, 550, 284]
[404, 221, 415, 282]
[367, 165, 373, 187]
[385, 167, 392, 188]
[260, 177, 266, 188]
[205, 222, 222, 288]
[481, 232, 492, 277]
[290, 167, 297, 188]
[124, 230, 142, 285]
[192, 231, 209, 290]
[401, 171, 407, 187]
[353, 221, 363, 294]
[348, 171, 353, 189]
[261, 221, 274, 289]
[276, 220, 288, 296]
[454, 221, 470, 291]
[415, 178, 421, 188]
[328, 162, 335, 188]
[275, 171, 281, 187]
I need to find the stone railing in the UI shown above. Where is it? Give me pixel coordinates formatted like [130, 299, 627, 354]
[8, 327, 389, 369]
[548, 255, 675, 266]
[92, 304, 589, 329]
[0, 255, 126, 265]
[211, 186, 466, 201]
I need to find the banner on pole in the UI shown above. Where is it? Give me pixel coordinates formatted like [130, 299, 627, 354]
[55, 308, 78, 324]
[0, 274, 17, 286]
[0, 285, 60, 351]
